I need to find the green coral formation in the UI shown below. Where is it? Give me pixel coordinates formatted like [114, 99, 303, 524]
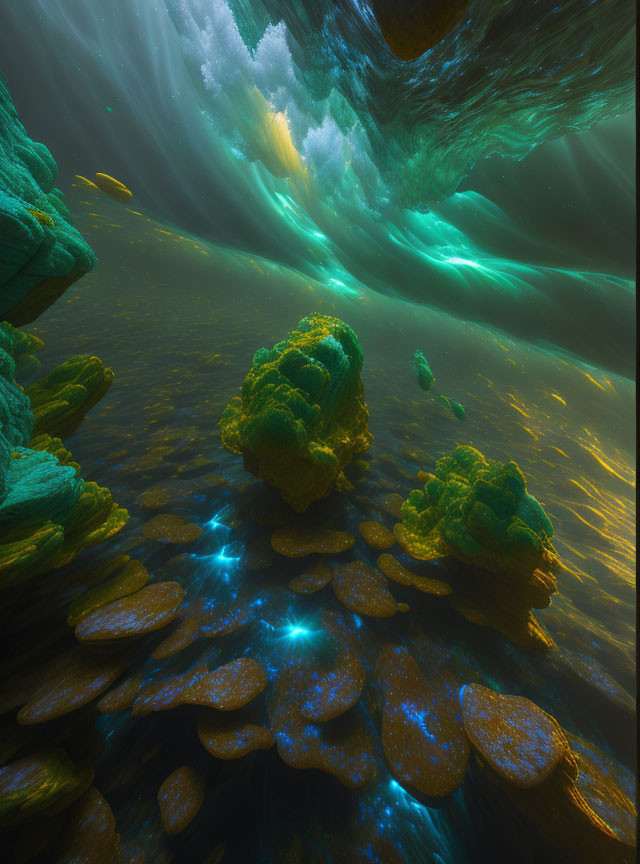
[0, 76, 96, 325]
[27, 354, 114, 438]
[394, 446, 559, 648]
[395, 445, 557, 577]
[220, 313, 372, 511]
[0, 321, 44, 377]
[414, 350, 434, 392]
[0, 329, 127, 593]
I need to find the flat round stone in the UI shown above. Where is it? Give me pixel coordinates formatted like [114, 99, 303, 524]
[461, 684, 569, 788]
[132, 658, 267, 715]
[97, 675, 142, 714]
[332, 561, 398, 617]
[157, 766, 204, 836]
[141, 514, 203, 543]
[198, 714, 275, 760]
[377, 553, 451, 596]
[57, 787, 119, 862]
[271, 527, 354, 558]
[359, 520, 395, 550]
[289, 560, 333, 594]
[67, 559, 149, 627]
[378, 646, 469, 797]
[17, 648, 130, 725]
[74, 582, 183, 642]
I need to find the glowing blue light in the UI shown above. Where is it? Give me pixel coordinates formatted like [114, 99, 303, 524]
[286, 625, 312, 639]
[215, 547, 241, 565]
[205, 506, 232, 531]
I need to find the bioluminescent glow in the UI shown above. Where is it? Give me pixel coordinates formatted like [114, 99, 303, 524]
[205, 508, 232, 531]
[284, 623, 314, 640]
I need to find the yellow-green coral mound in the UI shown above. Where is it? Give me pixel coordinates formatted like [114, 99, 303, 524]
[220, 314, 372, 512]
[394, 446, 559, 648]
[27, 354, 114, 438]
[395, 445, 558, 579]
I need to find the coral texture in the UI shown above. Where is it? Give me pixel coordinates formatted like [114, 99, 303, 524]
[0, 78, 96, 325]
[27, 354, 114, 438]
[220, 314, 372, 511]
[394, 445, 558, 647]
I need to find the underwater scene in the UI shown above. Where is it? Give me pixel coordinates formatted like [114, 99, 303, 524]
[0, 1, 636, 862]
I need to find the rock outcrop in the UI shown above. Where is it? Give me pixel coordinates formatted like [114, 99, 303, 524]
[395, 445, 558, 647]
[220, 314, 372, 511]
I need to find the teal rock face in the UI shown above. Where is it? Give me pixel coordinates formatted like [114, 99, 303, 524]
[0, 76, 96, 325]
[0, 330, 33, 500]
[0, 332, 79, 522]
[0, 447, 81, 527]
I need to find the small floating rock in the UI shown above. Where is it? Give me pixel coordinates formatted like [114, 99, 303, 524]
[332, 561, 398, 617]
[288, 560, 333, 594]
[152, 616, 200, 660]
[93, 173, 133, 203]
[97, 675, 143, 714]
[135, 485, 172, 510]
[157, 766, 204, 836]
[0, 749, 92, 828]
[198, 714, 275, 760]
[358, 520, 395, 550]
[377, 493, 404, 519]
[377, 552, 452, 596]
[271, 666, 376, 789]
[67, 559, 149, 626]
[271, 526, 354, 558]
[74, 582, 184, 643]
[438, 394, 466, 420]
[300, 616, 365, 723]
[141, 514, 203, 544]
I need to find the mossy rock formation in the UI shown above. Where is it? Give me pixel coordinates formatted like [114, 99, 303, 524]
[395, 445, 558, 648]
[27, 354, 114, 439]
[220, 314, 372, 512]
[0, 328, 127, 594]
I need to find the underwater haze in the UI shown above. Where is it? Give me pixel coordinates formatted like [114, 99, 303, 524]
[0, 1, 636, 863]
